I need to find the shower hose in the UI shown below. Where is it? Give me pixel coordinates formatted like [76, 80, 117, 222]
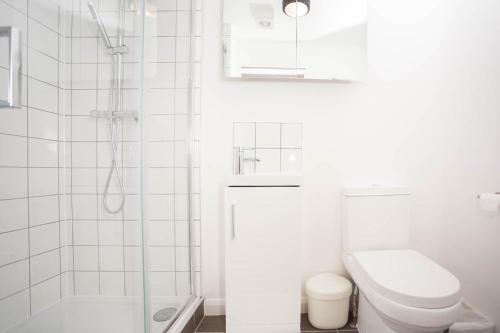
[103, 54, 126, 214]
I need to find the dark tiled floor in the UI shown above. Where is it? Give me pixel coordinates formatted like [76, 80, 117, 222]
[195, 314, 358, 333]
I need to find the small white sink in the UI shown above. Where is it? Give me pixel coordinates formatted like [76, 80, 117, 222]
[226, 174, 303, 187]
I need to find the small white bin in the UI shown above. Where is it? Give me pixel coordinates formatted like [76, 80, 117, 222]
[305, 273, 353, 330]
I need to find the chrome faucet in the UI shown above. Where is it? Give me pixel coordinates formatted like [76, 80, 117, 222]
[233, 147, 260, 175]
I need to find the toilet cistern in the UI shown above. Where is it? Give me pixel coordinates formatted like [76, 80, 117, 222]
[340, 187, 461, 333]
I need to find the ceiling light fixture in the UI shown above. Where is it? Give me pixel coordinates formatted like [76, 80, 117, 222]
[282, 0, 310, 17]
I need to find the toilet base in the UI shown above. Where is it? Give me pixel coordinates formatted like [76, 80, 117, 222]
[357, 292, 445, 333]
[358, 292, 397, 333]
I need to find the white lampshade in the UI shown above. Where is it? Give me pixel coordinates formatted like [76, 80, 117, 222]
[283, 0, 310, 17]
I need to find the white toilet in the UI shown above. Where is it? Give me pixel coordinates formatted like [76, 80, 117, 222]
[341, 187, 462, 333]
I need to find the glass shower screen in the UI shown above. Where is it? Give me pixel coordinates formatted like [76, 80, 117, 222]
[0, 0, 198, 332]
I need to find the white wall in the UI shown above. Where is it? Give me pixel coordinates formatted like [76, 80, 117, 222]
[201, 0, 500, 328]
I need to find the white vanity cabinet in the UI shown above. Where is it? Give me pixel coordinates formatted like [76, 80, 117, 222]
[224, 176, 302, 333]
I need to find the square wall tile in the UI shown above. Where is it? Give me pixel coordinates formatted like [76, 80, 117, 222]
[100, 272, 125, 296]
[73, 220, 98, 245]
[176, 11, 191, 36]
[28, 50, 58, 86]
[255, 149, 281, 174]
[233, 122, 255, 148]
[0, 229, 28, 266]
[0, 290, 30, 333]
[72, 195, 97, 219]
[98, 194, 129, 220]
[0, 134, 27, 167]
[148, 195, 174, 220]
[29, 168, 58, 197]
[0, 199, 28, 234]
[74, 272, 99, 295]
[0, 260, 29, 299]
[176, 271, 190, 296]
[60, 246, 73, 272]
[175, 247, 190, 272]
[0, 167, 27, 200]
[29, 222, 59, 256]
[61, 271, 74, 298]
[174, 142, 189, 167]
[150, 272, 175, 296]
[149, 221, 175, 246]
[148, 142, 174, 167]
[148, 168, 174, 194]
[281, 149, 302, 173]
[71, 168, 97, 194]
[281, 123, 302, 149]
[124, 221, 140, 246]
[123, 194, 139, 220]
[29, 195, 59, 227]
[147, 115, 174, 141]
[99, 246, 124, 271]
[150, 247, 175, 271]
[124, 246, 141, 271]
[72, 142, 97, 168]
[149, 12, 176, 36]
[175, 220, 189, 246]
[174, 168, 188, 194]
[99, 220, 123, 246]
[29, 138, 58, 167]
[73, 246, 98, 271]
[30, 249, 60, 285]
[29, 0, 58, 32]
[72, 116, 97, 141]
[0, 107, 27, 137]
[30, 275, 60, 314]
[174, 194, 188, 220]
[71, 90, 97, 116]
[28, 19, 58, 59]
[256, 123, 281, 148]
[28, 81, 58, 116]
[125, 272, 141, 296]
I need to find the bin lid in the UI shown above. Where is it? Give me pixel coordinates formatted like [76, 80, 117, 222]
[306, 273, 353, 300]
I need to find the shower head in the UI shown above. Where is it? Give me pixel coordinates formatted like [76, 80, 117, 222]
[87, 1, 113, 49]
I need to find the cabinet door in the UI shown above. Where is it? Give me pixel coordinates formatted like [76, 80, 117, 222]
[225, 187, 301, 333]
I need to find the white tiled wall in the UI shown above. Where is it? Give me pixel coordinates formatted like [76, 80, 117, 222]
[233, 122, 303, 174]
[1, 0, 202, 330]
[64, 0, 202, 299]
[0, 0, 68, 330]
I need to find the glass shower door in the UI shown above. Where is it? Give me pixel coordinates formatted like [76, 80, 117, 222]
[67, 0, 146, 332]
[138, 0, 200, 331]
[0, 0, 199, 332]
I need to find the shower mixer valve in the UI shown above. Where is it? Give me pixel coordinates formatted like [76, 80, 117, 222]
[108, 45, 129, 55]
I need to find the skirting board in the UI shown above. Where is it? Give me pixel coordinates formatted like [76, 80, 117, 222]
[203, 297, 309, 316]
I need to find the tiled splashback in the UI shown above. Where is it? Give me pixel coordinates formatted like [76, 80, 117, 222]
[233, 122, 302, 174]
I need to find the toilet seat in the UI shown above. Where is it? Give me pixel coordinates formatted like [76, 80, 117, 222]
[351, 249, 461, 309]
[344, 250, 462, 331]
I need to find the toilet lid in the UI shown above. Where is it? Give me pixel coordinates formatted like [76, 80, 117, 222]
[352, 249, 461, 309]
